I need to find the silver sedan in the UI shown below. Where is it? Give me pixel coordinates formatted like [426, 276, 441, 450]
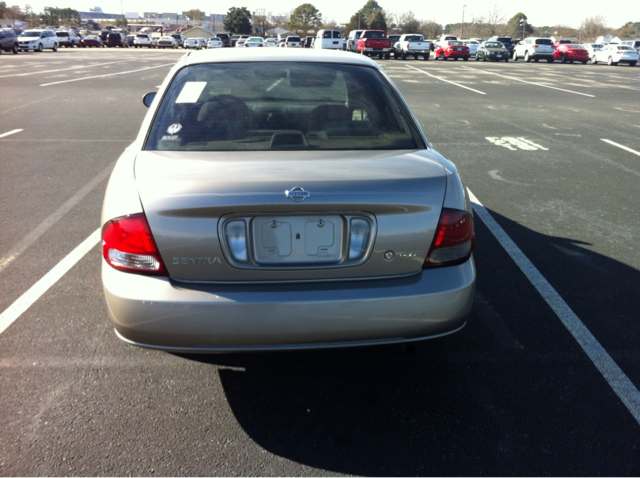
[101, 49, 476, 352]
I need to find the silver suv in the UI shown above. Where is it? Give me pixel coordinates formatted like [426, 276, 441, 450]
[512, 37, 555, 62]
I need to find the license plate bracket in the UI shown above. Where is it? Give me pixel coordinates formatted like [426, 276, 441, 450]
[252, 215, 343, 265]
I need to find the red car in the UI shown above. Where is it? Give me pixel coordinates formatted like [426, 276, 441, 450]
[553, 44, 589, 64]
[81, 35, 104, 47]
[434, 41, 470, 60]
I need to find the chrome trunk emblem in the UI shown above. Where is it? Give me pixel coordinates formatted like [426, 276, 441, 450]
[285, 187, 310, 202]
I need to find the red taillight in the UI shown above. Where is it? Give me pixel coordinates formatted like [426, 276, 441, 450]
[286, 42, 289, 45]
[423, 209, 475, 268]
[102, 213, 167, 275]
[258, 44, 263, 47]
[533, 44, 539, 48]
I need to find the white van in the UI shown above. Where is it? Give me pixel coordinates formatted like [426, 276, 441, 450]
[314, 29, 344, 50]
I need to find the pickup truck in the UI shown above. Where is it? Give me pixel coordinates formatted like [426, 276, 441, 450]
[393, 34, 431, 60]
[356, 30, 392, 59]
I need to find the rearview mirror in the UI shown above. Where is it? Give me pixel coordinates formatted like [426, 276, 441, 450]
[142, 92, 156, 107]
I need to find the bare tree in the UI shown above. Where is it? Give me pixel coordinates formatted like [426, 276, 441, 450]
[485, 4, 505, 36]
[581, 15, 608, 41]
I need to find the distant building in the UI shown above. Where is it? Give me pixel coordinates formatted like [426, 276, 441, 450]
[596, 34, 615, 44]
[182, 26, 217, 38]
[125, 12, 140, 20]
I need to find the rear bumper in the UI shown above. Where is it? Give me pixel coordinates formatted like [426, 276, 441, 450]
[363, 47, 392, 53]
[103, 257, 475, 352]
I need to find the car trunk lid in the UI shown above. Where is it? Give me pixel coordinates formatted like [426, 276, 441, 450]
[135, 150, 447, 282]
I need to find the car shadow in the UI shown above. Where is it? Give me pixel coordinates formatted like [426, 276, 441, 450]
[177, 207, 640, 475]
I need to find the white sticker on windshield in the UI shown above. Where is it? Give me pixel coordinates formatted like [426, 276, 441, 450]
[175, 81, 207, 103]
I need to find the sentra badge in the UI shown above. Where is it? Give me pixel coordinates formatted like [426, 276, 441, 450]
[285, 187, 310, 202]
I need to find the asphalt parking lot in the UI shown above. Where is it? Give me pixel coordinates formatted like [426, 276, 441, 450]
[1, 47, 639, 476]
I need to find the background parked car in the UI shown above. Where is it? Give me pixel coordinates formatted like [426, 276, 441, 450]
[314, 30, 343, 50]
[462, 40, 479, 56]
[486, 35, 515, 54]
[393, 34, 431, 60]
[157, 36, 178, 49]
[304, 35, 314, 48]
[106, 32, 128, 48]
[265, 38, 278, 47]
[81, 34, 103, 47]
[0, 27, 19, 54]
[553, 44, 589, 64]
[592, 44, 638, 66]
[170, 33, 185, 47]
[347, 29, 363, 52]
[235, 35, 250, 48]
[134, 33, 154, 48]
[216, 33, 231, 47]
[18, 29, 58, 52]
[184, 37, 201, 50]
[475, 41, 509, 61]
[230, 34, 240, 47]
[55, 31, 73, 47]
[582, 43, 603, 57]
[512, 37, 555, 62]
[434, 40, 470, 60]
[243, 37, 265, 47]
[207, 37, 223, 48]
[282, 36, 302, 48]
[125, 34, 135, 47]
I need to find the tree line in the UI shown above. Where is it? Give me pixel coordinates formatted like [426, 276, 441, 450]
[1, 0, 635, 42]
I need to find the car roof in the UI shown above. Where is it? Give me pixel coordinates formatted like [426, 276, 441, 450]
[183, 48, 380, 69]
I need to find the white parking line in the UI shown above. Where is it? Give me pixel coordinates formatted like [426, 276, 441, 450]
[460, 66, 596, 97]
[601, 139, 640, 157]
[0, 129, 23, 139]
[405, 64, 486, 95]
[0, 60, 129, 79]
[40, 63, 175, 86]
[468, 188, 640, 426]
[0, 161, 114, 273]
[0, 229, 100, 335]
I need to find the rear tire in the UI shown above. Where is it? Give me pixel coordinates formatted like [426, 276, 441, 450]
[52, 42, 57, 52]
[592, 55, 598, 64]
[547, 58, 554, 63]
[513, 51, 518, 61]
[629, 61, 637, 67]
[608, 56, 617, 66]
[463, 56, 468, 61]
[13, 43, 18, 54]
[401, 52, 406, 60]
[423, 54, 428, 61]
[504, 58, 509, 62]
[561, 54, 566, 63]
[581, 60, 587, 64]
[524, 51, 531, 62]
[385, 53, 390, 59]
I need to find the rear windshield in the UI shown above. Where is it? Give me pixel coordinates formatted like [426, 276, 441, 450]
[20, 31, 41, 37]
[449, 41, 464, 45]
[485, 42, 503, 48]
[405, 35, 424, 42]
[137, 34, 149, 38]
[536, 39, 553, 45]
[333, 31, 342, 38]
[55, 32, 69, 37]
[363, 31, 386, 39]
[618, 46, 632, 50]
[145, 62, 421, 152]
[288, 37, 301, 42]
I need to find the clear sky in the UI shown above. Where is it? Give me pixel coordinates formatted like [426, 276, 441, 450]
[15, 0, 638, 30]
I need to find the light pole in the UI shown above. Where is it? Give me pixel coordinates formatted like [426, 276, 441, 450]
[461, 5, 466, 39]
